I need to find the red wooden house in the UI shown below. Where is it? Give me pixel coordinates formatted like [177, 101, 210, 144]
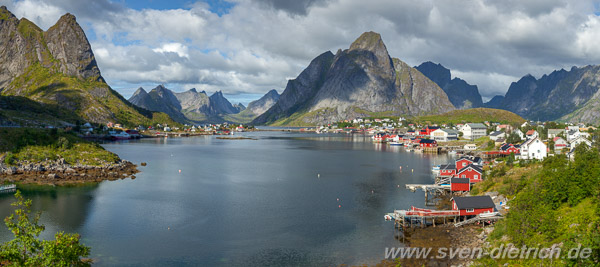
[419, 139, 437, 147]
[452, 196, 495, 216]
[500, 143, 520, 155]
[455, 157, 474, 170]
[456, 164, 483, 183]
[450, 178, 470, 192]
[419, 126, 440, 136]
[439, 164, 456, 177]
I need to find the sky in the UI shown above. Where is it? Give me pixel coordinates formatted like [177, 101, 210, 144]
[1, 0, 600, 105]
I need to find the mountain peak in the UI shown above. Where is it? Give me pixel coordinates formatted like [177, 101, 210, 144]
[349, 31, 384, 51]
[133, 87, 147, 95]
[56, 13, 77, 24]
[188, 88, 197, 93]
[0, 5, 16, 21]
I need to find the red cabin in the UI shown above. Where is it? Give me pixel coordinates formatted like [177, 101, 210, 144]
[456, 164, 483, 183]
[500, 143, 520, 155]
[439, 164, 456, 177]
[455, 157, 474, 170]
[419, 139, 437, 147]
[452, 196, 495, 216]
[451, 178, 470, 192]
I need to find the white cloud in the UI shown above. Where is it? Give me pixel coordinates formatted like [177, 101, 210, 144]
[3, 0, 600, 101]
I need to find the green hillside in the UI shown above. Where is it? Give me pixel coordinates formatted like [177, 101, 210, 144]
[414, 108, 525, 124]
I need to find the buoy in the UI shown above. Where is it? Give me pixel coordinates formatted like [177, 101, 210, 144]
[397, 185, 400, 188]
[168, 227, 170, 230]
[411, 169, 414, 172]
[318, 173, 320, 178]
[336, 198, 340, 201]
[179, 170, 181, 173]
[338, 205, 341, 208]
[371, 190, 374, 194]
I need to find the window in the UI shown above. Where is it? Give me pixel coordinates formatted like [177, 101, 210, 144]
[461, 175, 466, 178]
[466, 208, 474, 213]
[474, 175, 478, 180]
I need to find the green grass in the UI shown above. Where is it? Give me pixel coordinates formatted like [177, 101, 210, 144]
[414, 108, 525, 124]
[0, 128, 118, 166]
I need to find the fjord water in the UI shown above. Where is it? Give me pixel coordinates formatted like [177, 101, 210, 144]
[0, 131, 451, 266]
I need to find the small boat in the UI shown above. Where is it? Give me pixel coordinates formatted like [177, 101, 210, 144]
[0, 184, 16, 193]
[389, 141, 403, 146]
[479, 211, 501, 218]
[431, 165, 440, 173]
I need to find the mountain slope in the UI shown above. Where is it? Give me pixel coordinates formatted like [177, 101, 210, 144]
[484, 95, 504, 109]
[225, 89, 280, 123]
[493, 66, 600, 123]
[0, 6, 176, 127]
[253, 32, 455, 126]
[414, 108, 525, 125]
[416, 61, 483, 109]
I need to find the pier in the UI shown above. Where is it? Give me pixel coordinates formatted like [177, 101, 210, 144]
[0, 184, 16, 193]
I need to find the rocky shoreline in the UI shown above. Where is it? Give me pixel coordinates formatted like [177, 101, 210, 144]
[0, 156, 139, 185]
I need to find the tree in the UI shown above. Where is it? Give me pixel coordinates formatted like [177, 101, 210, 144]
[506, 132, 521, 144]
[0, 191, 90, 266]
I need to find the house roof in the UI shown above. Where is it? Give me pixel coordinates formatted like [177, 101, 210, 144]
[466, 123, 487, 129]
[453, 196, 495, 210]
[420, 139, 436, 144]
[451, 178, 470, 184]
[553, 136, 565, 142]
[441, 129, 459, 134]
[490, 131, 504, 136]
[457, 156, 474, 162]
[526, 130, 536, 135]
[457, 164, 483, 174]
[441, 163, 456, 170]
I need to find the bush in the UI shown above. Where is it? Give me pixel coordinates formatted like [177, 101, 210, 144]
[4, 152, 16, 166]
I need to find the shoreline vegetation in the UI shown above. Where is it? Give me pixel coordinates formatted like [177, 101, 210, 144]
[0, 128, 138, 185]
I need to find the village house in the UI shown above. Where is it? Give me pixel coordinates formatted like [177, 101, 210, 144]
[495, 124, 514, 132]
[520, 137, 547, 160]
[488, 131, 505, 141]
[570, 136, 592, 148]
[460, 123, 487, 140]
[420, 126, 440, 136]
[450, 178, 470, 192]
[464, 144, 477, 151]
[525, 130, 538, 139]
[548, 129, 566, 139]
[452, 196, 495, 216]
[500, 143, 520, 155]
[419, 139, 437, 148]
[431, 128, 459, 142]
[455, 164, 483, 183]
[439, 164, 456, 177]
[553, 137, 567, 153]
[513, 128, 525, 140]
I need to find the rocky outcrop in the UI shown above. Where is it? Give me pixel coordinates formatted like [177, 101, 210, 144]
[0, 158, 139, 185]
[253, 32, 455, 125]
[416, 61, 483, 109]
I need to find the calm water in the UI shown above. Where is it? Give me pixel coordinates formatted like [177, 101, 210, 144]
[0, 131, 452, 266]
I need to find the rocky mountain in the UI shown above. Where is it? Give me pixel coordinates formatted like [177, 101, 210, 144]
[225, 89, 280, 123]
[483, 95, 504, 109]
[490, 66, 600, 123]
[128, 85, 246, 123]
[0, 6, 176, 126]
[415, 61, 483, 109]
[253, 32, 455, 125]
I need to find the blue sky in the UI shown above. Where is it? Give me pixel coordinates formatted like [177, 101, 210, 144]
[2, 0, 600, 105]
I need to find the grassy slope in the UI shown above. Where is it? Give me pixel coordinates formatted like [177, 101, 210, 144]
[414, 108, 526, 124]
[0, 128, 118, 166]
[471, 150, 600, 265]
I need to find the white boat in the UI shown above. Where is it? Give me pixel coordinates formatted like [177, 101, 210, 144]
[479, 211, 501, 218]
[0, 184, 16, 192]
[109, 130, 131, 140]
[389, 141, 403, 146]
[431, 165, 440, 173]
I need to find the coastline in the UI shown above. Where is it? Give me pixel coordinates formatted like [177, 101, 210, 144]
[0, 157, 139, 185]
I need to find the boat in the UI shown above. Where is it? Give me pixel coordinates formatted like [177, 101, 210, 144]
[108, 130, 131, 140]
[389, 141, 403, 146]
[479, 211, 501, 218]
[0, 184, 16, 193]
[431, 165, 440, 173]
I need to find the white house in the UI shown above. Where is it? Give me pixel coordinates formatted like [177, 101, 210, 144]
[431, 129, 459, 142]
[464, 144, 477, 151]
[520, 137, 547, 160]
[525, 130, 539, 139]
[553, 137, 568, 153]
[548, 129, 565, 139]
[460, 123, 487, 140]
[570, 136, 592, 148]
[513, 129, 525, 140]
[489, 131, 506, 141]
[567, 129, 580, 142]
